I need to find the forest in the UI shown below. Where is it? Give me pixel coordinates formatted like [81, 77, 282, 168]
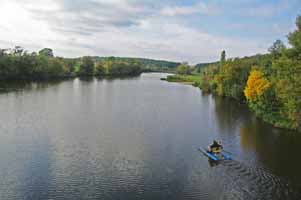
[199, 16, 301, 131]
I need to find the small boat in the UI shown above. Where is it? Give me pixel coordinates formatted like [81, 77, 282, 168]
[199, 147, 232, 161]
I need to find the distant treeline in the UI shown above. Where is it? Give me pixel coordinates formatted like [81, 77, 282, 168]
[94, 57, 181, 72]
[200, 16, 301, 131]
[0, 48, 180, 81]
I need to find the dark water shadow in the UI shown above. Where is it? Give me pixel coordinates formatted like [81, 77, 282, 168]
[0, 80, 66, 95]
[79, 77, 94, 82]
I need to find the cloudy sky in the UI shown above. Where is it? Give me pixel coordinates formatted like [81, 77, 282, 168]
[0, 0, 300, 63]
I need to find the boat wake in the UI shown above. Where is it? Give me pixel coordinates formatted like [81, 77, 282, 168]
[214, 160, 301, 199]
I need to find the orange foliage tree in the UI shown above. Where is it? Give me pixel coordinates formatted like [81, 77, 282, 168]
[244, 69, 271, 101]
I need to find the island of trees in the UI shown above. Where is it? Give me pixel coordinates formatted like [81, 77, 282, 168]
[0, 48, 180, 81]
[166, 15, 301, 132]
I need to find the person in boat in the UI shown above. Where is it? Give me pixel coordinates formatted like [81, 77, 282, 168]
[208, 140, 223, 153]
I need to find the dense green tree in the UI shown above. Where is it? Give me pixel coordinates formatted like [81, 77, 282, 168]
[268, 40, 286, 58]
[288, 16, 301, 54]
[0, 49, 5, 57]
[0, 49, 66, 80]
[214, 59, 252, 100]
[177, 64, 186, 75]
[95, 62, 105, 76]
[106, 61, 141, 76]
[177, 63, 191, 75]
[272, 56, 301, 129]
[39, 48, 54, 57]
[200, 65, 219, 92]
[78, 56, 94, 76]
[13, 46, 24, 56]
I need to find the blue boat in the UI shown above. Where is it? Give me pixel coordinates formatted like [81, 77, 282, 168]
[199, 147, 232, 161]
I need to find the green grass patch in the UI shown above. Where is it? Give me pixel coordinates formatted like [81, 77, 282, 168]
[164, 74, 202, 87]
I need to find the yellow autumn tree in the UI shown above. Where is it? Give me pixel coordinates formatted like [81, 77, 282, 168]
[244, 69, 271, 101]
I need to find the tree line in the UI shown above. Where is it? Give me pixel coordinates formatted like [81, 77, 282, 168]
[95, 57, 180, 72]
[0, 48, 181, 81]
[200, 16, 301, 131]
[0, 47, 144, 80]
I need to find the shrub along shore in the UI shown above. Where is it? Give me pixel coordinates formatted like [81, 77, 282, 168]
[165, 16, 301, 132]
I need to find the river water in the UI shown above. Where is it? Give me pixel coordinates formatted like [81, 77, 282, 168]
[0, 73, 300, 199]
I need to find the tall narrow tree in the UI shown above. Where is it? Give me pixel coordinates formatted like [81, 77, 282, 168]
[288, 15, 301, 53]
[268, 39, 286, 58]
[220, 50, 226, 66]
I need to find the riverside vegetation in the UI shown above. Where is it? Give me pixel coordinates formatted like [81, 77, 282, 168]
[0, 47, 180, 81]
[166, 16, 301, 131]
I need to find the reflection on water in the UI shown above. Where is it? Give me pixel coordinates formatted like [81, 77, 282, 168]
[0, 79, 65, 93]
[240, 120, 301, 184]
[0, 73, 300, 200]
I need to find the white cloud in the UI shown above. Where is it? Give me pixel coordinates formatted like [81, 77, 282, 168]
[68, 18, 268, 63]
[0, 0, 270, 63]
[0, 1, 58, 48]
[160, 2, 220, 17]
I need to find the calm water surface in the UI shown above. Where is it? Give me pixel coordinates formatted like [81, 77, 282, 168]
[0, 73, 300, 199]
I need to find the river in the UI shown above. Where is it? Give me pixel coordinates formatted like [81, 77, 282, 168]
[0, 73, 300, 199]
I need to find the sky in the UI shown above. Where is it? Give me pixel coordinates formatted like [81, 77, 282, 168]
[0, 0, 300, 64]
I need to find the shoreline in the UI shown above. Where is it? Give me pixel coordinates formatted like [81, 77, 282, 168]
[161, 74, 202, 87]
[163, 74, 300, 133]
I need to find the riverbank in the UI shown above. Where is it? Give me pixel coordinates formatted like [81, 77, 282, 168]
[161, 74, 202, 87]
[162, 73, 300, 132]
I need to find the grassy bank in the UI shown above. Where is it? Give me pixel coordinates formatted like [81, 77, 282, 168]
[161, 74, 202, 87]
